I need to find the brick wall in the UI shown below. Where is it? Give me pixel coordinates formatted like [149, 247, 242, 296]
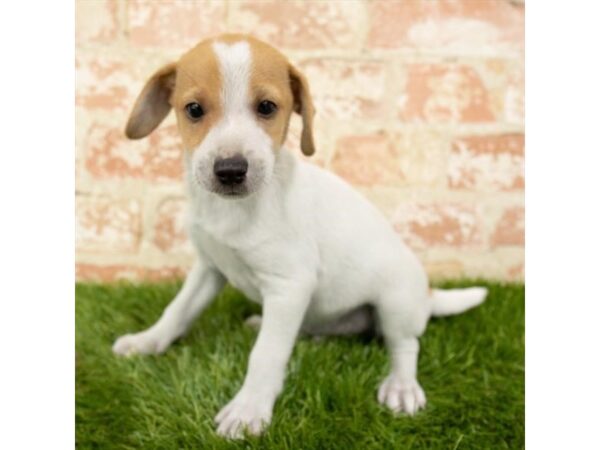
[75, 0, 525, 282]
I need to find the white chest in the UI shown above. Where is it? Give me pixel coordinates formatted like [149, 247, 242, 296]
[192, 229, 263, 303]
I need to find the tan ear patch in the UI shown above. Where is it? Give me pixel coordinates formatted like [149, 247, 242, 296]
[289, 64, 316, 156]
[125, 63, 177, 139]
[245, 34, 316, 156]
[126, 34, 317, 158]
[247, 37, 295, 151]
[171, 40, 223, 152]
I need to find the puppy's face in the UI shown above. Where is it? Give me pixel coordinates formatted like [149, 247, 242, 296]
[125, 35, 315, 198]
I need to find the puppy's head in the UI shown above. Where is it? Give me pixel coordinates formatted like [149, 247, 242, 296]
[125, 34, 315, 198]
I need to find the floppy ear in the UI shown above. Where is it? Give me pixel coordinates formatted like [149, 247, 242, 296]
[288, 65, 316, 156]
[125, 63, 177, 139]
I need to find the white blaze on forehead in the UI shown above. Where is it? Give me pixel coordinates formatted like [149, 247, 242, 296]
[212, 40, 252, 116]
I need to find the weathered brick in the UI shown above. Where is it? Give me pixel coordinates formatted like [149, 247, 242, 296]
[230, 0, 364, 50]
[332, 132, 394, 186]
[492, 206, 525, 247]
[448, 134, 524, 191]
[504, 62, 525, 124]
[397, 58, 524, 125]
[75, 0, 119, 44]
[392, 203, 483, 249]
[299, 59, 386, 121]
[76, 263, 186, 282]
[423, 259, 465, 279]
[507, 262, 524, 280]
[393, 131, 448, 186]
[76, 108, 92, 190]
[153, 198, 193, 254]
[368, 0, 524, 54]
[76, 197, 141, 253]
[75, 52, 135, 111]
[480, 58, 525, 125]
[332, 130, 446, 187]
[127, 0, 226, 48]
[84, 121, 183, 181]
[400, 63, 494, 123]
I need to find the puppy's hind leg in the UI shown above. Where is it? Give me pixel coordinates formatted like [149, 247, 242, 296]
[375, 289, 428, 415]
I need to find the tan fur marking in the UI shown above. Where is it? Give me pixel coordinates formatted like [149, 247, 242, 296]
[172, 39, 223, 152]
[247, 37, 295, 151]
[288, 64, 316, 156]
[126, 34, 316, 156]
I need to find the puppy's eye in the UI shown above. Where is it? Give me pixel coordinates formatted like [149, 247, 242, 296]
[257, 100, 277, 118]
[185, 102, 204, 121]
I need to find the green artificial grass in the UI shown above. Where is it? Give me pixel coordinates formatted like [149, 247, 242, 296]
[76, 280, 524, 449]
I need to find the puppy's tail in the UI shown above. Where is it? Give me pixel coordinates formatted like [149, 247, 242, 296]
[430, 287, 488, 317]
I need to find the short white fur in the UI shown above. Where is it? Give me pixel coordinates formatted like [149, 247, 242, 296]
[212, 41, 251, 116]
[113, 37, 488, 440]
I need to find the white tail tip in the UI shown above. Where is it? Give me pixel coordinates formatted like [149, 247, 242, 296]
[430, 287, 488, 317]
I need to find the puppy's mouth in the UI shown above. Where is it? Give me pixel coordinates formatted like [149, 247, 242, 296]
[216, 185, 250, 198]
[207, 177, 254, 198]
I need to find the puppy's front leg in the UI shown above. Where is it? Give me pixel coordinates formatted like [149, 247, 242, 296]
[113, 259, 225, 356]
[215, 283, 312, 439]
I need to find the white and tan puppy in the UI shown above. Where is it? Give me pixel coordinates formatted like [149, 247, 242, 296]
[112, 34, 488, 439]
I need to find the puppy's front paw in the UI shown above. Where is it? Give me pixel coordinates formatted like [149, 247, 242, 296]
[377, 376, 426, 415]
[215, 390, 272, 439]
[112, 329, 171, 356]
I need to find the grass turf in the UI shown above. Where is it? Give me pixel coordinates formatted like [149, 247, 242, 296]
[76, 280, 524, 449]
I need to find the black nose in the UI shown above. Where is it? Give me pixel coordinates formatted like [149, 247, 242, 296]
[213, 155, 248, 186]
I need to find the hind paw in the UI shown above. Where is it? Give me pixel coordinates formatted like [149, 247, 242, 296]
[377, 376, 426, 415]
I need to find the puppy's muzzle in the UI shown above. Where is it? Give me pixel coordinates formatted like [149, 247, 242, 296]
[213, 155, 248, 186]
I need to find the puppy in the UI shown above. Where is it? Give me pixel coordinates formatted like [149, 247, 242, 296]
[112, 34, 487, 439]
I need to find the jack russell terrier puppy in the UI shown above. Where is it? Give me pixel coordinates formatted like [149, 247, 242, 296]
[112, 34, 488, 439]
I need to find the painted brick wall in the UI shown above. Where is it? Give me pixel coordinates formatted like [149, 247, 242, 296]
[75, 0, 525, 282]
